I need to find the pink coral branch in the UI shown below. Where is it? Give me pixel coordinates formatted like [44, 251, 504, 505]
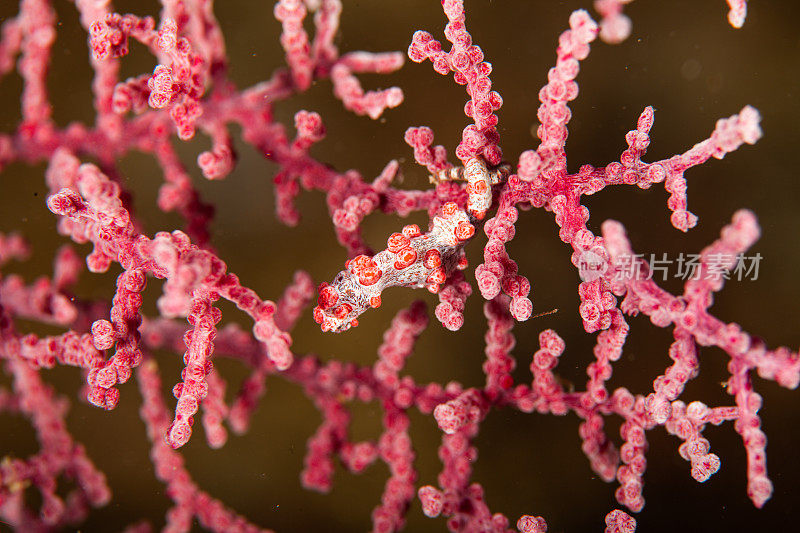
[726, 0, 749, 28]
[408, 0, 503, 165]
[137, 359, 269, 532]
[0, 358, 110, 528]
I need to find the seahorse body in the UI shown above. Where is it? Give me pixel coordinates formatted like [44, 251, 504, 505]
[313, 202, 473, 332]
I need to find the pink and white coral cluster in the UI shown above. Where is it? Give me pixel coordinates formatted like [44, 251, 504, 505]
[0, 0, 794, 532]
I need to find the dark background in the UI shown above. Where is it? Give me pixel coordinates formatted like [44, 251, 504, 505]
[0, 1, 798, 531]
